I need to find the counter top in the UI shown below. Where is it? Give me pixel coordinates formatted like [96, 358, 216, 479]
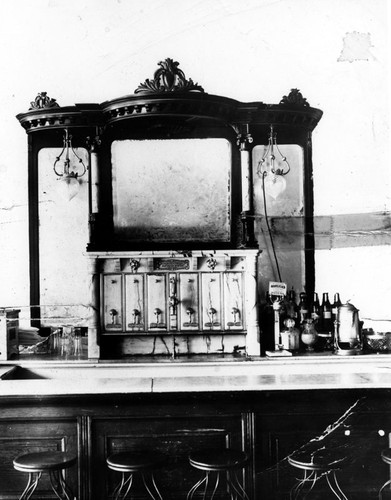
[1, 354, 391, 397]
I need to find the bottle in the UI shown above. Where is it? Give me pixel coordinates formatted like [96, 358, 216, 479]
[311, 292, 320, 324]
[298, 292, 309, 325]
[286, 288, 300, 328]
[278, 294, 288, 330]
[332, 292, 342, 324]
[260, 292, 275, 353]
[320, 292, 332, 334]
[280, 318, 300, 352]
[74, 327, 83, 359]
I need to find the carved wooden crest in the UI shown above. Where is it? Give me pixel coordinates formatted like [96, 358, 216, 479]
[135, 58, 204, 94]
[29, 92, 59, 110]
[280, 89, 309, 107]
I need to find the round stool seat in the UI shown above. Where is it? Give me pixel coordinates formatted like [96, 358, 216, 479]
[106, 450, 164, 500]
[288, 448, 350, 499]
[13, 451, 76, 500]
[187, 449, 249, 500]
[381, 449, 391, 465]
[189, 449, 248, 472]
[107, 450, 162, 472]
[13, 451, 77, 473]
[288, 449, 350, 472]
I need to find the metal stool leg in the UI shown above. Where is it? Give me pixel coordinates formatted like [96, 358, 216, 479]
[49, 469, 74, 500]
[227, 470, 250, 500]
[209, 471, 220, 500]
[187, 474, 207, 500]
[326, 470, 348, 500]
[142, 472, 164, 500]
[112, 471, 126, 499]
[203, 471, 211, 500]
[113, 472, 133, 500]
[290, 470, 318, 500]
[19, 472, 41, 500]
[380, 478, 391, 500]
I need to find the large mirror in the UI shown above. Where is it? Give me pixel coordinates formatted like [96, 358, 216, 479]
[38, 148, 90, 326]
[111, 138, 232, 244]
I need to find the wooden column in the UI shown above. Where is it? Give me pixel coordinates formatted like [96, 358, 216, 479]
[237, 131, 257, 248]
[87, 132, 101, 247]
[86, 256, 100, 360]
[245, 250, 260, 356]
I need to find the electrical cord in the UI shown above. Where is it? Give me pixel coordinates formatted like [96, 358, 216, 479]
[261, 171, 282, 282]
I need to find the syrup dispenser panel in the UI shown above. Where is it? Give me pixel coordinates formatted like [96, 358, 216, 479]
[92, 250, 259, 357]
[103, 274, 123, 331]
[124, 274, 145, 332]
[223, 272, 244, 331]
[201, 273, 222, 331]
[179, 273, 199, 331]
[147, 274, 167, 331]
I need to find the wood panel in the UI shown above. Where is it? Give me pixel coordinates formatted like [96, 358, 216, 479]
[0, 389, 389, 499]
[0, 418, 79, 500]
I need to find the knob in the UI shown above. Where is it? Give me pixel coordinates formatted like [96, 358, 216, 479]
[132, 309, 140, 325]
[109, 309, 118, 324]
[231, 307, 240, 322]
[154, 308, 161, 322]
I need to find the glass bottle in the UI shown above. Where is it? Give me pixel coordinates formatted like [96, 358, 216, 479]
[278, 294, 288, 330]
[74, 327, 83, 359]
[280, 318, 300, 352]
[311, 292, 320, 324]
[320, 292, 332, 333]
[286, 288, 300, 328]
[298, 292, 309, 325]
[260, 292, 275, 353]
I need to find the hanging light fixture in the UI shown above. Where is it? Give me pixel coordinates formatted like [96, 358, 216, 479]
[257, 125, 291, 199]
[53, 129, 87, 200]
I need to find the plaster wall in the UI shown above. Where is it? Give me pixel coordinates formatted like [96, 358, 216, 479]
[0, 0, 389, 326]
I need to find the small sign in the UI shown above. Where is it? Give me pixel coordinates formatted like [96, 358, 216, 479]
[154, 259, 190, 271]
[269, 281, 287, 297]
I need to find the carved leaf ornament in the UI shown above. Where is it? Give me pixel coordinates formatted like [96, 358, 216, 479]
[279, 88, 310, 107]
[135, 58, 204, 94]
[29, 92, 59, 110]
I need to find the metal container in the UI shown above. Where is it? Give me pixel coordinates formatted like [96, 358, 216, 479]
[334, 302, 362, 355]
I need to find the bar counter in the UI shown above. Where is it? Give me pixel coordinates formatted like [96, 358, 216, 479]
[1, 354, 391, 499]
[1, 353, 391, 396]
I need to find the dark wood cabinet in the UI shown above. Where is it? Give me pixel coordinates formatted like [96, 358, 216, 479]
[0, 389, 389, 499]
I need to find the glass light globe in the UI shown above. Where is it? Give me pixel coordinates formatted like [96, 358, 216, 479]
[56, 175, 80, 201]
[264, 172, 287, 200]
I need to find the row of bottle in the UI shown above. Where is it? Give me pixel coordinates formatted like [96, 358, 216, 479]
[259, 289, 342, 353]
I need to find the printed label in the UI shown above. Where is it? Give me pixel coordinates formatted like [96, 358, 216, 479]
[269, 281, 287, 297]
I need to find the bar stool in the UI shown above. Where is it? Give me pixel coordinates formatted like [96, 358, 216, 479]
[287, 447, 350, 499]
[106, 450, 164, 500]
[379, 449, 391, 499]
[187, 448, 249, 500]
[13, 451, 77, 500]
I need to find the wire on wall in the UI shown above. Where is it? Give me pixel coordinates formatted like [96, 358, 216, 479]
[261, 171, 282, 282]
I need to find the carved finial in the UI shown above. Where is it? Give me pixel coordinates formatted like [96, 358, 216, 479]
[135, 58, 204, 94]
[279, 89, 310, 107]
[29, 92, 59, 110]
